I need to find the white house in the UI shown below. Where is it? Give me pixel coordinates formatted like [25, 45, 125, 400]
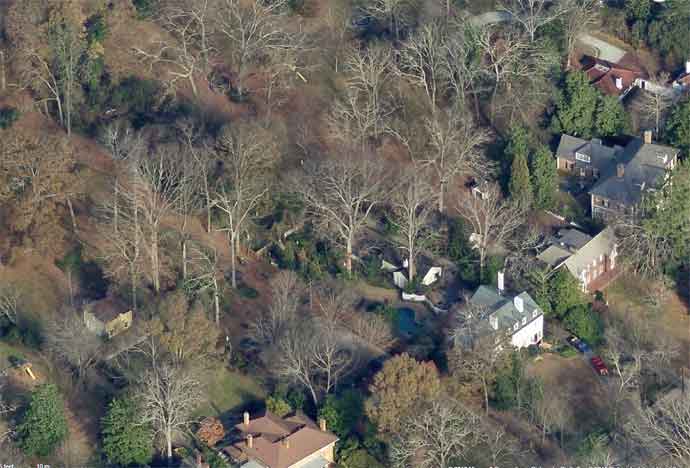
[455, 281, 543, 351]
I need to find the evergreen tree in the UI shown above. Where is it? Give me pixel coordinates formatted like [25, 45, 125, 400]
[595, 95, 628, 137]
[505, 125, 530, 170]
[18, 384, 68, 457]
[548, 269, 585, 318]
[530, 145, 558, 210]
[563, 304, 605, 345]
[666, 98, 690, 156]
[101, 397, 153, 467]
[509, 151, 533, 207]
[551, 71, 599, 138]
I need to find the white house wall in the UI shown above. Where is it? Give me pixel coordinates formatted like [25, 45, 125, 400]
[510, 315, 544, 349]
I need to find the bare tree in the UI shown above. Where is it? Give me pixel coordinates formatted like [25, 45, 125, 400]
[322, 0, 353, 73]
[263, 41, 308, 124]
[138, 357, 203, 462]
[0, 286, 20, 326]
[388, 170, 438, 282]
[162, 0, 215, 73]
[499, 0, 564, 43]
[133, 13, 205, 97]
[639, 72, 673, 136]
[133, 150, 185, 293]
[348, 313, 396, 350]
[456, 183, 525, 277]
[177, 119, 214, 233]
[344, 44, 394, 140]
[389, 398, 482, 468]
[561, 0, 599, 70]
[214, 0, 292, 98]
[328, 87, 381, 153]
[292, 156, 388, 275]
[45, 310, 102, 383]
[212, 122, 278, 288]
[185, 242, 223, 324]
[445, 18, 488, 116]
[398, 20, 450, 113]
[627, 390, 690, 464]
[420, 108, 492, 212]
[99, 180, 145, 311]
[614, 220, 672, 279]
[248, 270, 302, 347]
[361, 0, 416, 40]
[272, 284, 354, 405]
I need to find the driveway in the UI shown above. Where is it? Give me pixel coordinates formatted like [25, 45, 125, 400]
[469, 10, 627, 64]
[576, 34, 626, 63]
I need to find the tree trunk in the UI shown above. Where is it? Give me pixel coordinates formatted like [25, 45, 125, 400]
[166, 427, 173, 464]
[0, 51, 5, 91]
[230, 231, 238, 288]
[482, 378, 489, 416]
[189, 75, 198, 97]
[182, 239, 188, 279]
[214, 290, 220, 325]
[151, 231, 160, 293]
[439, 181, 445, 213]
[67, 198, 78, 233]
[131, 267, 138, 312]
[408, 249, 415, 283]
[345, 237, 353, 275]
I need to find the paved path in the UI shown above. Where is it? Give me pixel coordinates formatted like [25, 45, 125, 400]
[576, 34, 626, 63]
[469, 10, 627, 64]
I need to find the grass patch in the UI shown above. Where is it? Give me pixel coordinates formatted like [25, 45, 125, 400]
[196, 367, 265, 418]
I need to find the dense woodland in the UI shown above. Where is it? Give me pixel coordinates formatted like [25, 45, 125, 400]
[0, 0, 689, 467]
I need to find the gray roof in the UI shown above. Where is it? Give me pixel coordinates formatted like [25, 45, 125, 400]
[563, 227, 617, 278]
[552, 228, 593, 251]
[469, 286, 541, 332]
[556, 134, 621, 174]
[537, 245, 574, 268]
[589, 138, 678, 205]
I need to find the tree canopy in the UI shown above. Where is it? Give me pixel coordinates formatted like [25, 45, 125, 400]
[365, 353, 441, 433]
[101, 396, 154, 466]
[18, 384, 68, 457]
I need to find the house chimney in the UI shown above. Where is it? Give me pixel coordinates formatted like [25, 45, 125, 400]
[686, 60, 690, 75]
[615, 76, 623, 90]
[246, 434, 253, 449]
[617, 163, 625, 178]
[497, 270, 505, 295]
[643, 130, 653, 144]
[489, 314, 498, 330]
[281, 437, 290, 449]
[319, 418, 327, 432]
[243, 411, 250, 427]
[513, 296, 524, 313]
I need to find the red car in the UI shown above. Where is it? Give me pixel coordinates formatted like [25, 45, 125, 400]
[590, 356, 609, 376]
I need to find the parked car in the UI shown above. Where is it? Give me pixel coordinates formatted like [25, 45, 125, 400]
[566, 335, 592, 354]
[590, 356, 609, 376]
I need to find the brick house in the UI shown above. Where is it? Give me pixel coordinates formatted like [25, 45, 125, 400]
[538, 227, 618, 293]
[556, 131, 678, 221]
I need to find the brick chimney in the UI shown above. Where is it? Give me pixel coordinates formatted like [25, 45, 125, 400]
[319, 417, 327, 432]
[246, 434, 253, 449]
[243, 411, 250, 427]
[617, 163, 625, 178]
[643, 130, 652, 144]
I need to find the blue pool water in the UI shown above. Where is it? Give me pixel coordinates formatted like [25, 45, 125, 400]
[396, 308, 420, 337]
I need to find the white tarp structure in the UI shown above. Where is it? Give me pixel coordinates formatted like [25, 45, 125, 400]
[393, 271, 408, 289]
[422, 267, 442, 286]
[381, 259, 399, 272]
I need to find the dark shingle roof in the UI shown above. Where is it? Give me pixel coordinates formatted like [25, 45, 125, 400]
[555, 135, 621, 174]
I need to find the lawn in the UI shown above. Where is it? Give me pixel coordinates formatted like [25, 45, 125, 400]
[195, 367, 266, 418]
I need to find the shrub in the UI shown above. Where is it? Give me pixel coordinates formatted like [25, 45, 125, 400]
[0, 107, 19, 129]
[132, 0, 156, 18]
[318, 390, 364, 438]
[237, 284, 258, 299]
[266, 396, 292, 417]
[85, 13, 108, 43]
[563, 304, 604, 346]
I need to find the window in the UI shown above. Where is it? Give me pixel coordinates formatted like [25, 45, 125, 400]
[513, 323, 518, 331]
[575, 152, 591, 163]
[521, 317, 527, 326]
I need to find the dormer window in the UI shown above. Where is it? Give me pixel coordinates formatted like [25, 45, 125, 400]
[513, 323, 518, 331]
[575, 152, 591, 163]
[521, 317, 527, 326]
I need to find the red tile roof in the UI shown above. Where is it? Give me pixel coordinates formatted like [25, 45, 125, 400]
[580, 55, 647, 97]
